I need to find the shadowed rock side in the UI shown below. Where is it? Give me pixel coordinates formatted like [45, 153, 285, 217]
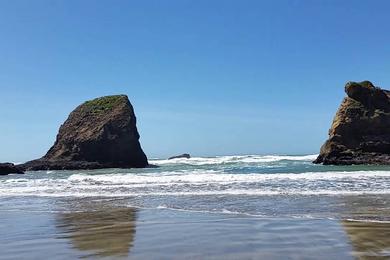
[22, 95, 148, 170]
[0, 163, 24, 175]
[314, 81, 390, 165]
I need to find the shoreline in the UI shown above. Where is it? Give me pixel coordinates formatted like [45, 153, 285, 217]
[1, 155, 389, 258]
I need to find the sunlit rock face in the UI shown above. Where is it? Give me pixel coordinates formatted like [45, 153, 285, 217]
[22, 95, 148, 170]
[315, 81, 390, 165]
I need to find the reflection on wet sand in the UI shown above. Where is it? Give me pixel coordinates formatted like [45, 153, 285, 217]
[342, 220, 390, 259]
[56, 206, 137, 257]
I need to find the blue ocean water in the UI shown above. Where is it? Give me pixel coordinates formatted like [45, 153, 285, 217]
[1, 154, 389, 220]
[1, 154, 390, 259]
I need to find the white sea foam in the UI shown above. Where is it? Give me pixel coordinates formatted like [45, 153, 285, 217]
[0, 188, 390, 197]
[1, 154, 389, 199]
[0, 169, 389, 197]
[13, 162, 23, 165]
[2, 154, 389, 226]
[67, 170, 390, 185]
[149, 154, 319, 165]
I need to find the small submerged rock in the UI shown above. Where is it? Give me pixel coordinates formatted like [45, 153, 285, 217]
[22, 95, 148, 171]
[314, 81, 390, 165]
[0, 163, 24, 175]
[168, 153, 191, 160]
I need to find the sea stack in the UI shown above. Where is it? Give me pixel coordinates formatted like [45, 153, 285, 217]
[314, 81, 390, 165]
[22, 95, 148, 170]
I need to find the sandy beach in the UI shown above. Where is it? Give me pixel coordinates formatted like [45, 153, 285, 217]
[1, 194, 389, 259]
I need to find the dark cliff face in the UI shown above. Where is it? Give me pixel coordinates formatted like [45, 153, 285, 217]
[314, 81, 390, 165]
[0, 163, 24, 175]
[23, 95, 148, 170]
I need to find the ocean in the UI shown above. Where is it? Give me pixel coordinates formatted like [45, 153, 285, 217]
[1, 155, 389, 259]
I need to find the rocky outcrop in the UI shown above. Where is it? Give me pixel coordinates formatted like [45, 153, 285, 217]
[168, 153, 191, 160]
[22, 95, 148, 170]
[0, 163, 24, 175]
[314, 81, 390, 165]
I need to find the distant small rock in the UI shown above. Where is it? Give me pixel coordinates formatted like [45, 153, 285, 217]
[0, 163, 24, 175]
[168, 153, 191, 160]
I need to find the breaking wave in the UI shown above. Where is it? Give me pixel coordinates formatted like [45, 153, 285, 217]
[149, 154, 319, 165]
[0, 169, 389, 197]
[1, 154, 390, 222]
[67, 170, 390, 183]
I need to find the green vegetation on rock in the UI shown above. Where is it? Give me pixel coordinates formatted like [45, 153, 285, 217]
[82, 95, 127, 114]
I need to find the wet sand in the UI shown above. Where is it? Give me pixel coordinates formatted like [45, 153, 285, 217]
[342, 220, 390, 259]
[1, 197, 389, 259]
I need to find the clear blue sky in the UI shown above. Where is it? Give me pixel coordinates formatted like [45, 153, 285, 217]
[1, 0, 389, 162]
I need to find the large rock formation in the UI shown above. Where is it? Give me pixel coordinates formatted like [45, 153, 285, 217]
[22, 95, 148, 170]
[0, 163, 24, 175]
[314, 81, 390, 165]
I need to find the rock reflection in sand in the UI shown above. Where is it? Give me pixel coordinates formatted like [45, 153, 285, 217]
[342, 220, 390, 259]
[56, 205, 137, 257]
